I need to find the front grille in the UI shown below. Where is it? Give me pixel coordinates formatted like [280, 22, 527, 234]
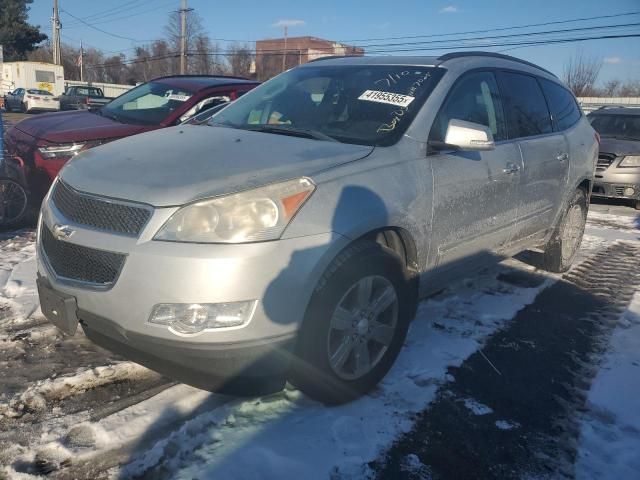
[615, 186, 625, 196]
[596, 153, 616, 172]
[41, 225, 125, 286]
[51, 180, 151, 237]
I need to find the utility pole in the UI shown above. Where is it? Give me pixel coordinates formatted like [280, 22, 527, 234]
[52, 0, 62, 65]
[179, 0, 193, 75]
[281, 25, 288, 72]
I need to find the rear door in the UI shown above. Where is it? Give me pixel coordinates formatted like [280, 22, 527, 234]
[497, 71, 569, 241]
[428, 70, 521, 277]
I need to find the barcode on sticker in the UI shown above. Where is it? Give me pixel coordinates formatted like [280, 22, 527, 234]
[358, 90, 415, 107]
[167, 94, 190, 102]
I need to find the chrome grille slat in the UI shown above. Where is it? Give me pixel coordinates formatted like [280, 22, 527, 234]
[51, 181, 151, 236]
[596, 153, 616, 172]
[41, 225, 125, 286]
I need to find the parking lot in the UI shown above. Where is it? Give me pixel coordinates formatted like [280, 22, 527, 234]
[0, 198, 638, 479]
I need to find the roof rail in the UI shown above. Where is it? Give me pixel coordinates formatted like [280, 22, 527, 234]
[437, 52, 556, 77]
[307, 54, 363, 63]
[151, 74, 250, 81]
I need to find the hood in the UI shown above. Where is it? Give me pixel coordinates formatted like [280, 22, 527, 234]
[599, 137, 640, 157]
[60, 125, 374, 206]
[15, 110, 148, 143]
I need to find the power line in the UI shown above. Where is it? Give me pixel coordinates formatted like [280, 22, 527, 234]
[64, 0, 152, 26]
[350, 22, 640, 49]
[338, 10, 640, 43]
[83, 31, 640, 70]
[60, 8, 158, 42]
[63, 0, 176, 29]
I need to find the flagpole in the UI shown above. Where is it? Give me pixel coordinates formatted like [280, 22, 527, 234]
[80, 41, 84, 82]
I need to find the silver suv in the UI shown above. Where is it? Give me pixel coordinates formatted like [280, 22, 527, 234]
[587, 107, 640, 210]
[36, 53, 597, 403]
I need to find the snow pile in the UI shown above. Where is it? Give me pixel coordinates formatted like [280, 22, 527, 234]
[0, 233, 39, 327]
[575, 291, 640, 479]
[0, 362, 153, 418]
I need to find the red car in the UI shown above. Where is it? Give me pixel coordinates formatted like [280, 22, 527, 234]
[1, 75, 258, 227]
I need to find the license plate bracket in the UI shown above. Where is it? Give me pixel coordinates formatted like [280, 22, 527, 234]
[37, 277, 79, 335]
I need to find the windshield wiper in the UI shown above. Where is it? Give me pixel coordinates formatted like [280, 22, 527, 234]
[99, 110, 125, 123]
[246, 125, 338, 142]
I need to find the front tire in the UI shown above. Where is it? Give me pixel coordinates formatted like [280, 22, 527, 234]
[537, 188, 588, 273]
[0, 178, 29, 229]
[290, 241, 413, 404]
[634, 200, 640, 211]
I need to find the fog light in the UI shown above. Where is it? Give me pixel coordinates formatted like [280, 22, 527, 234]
[149, 301, 256, 335]
[624, 187, 635, 196]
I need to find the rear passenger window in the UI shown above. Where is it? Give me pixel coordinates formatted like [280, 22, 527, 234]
[539, 79, 581, 131]
[499, 72, 552, 138]
[430, 71, 506, 142]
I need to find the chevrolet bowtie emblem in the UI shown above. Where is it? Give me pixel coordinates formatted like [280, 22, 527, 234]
[52, 224, 75, 241]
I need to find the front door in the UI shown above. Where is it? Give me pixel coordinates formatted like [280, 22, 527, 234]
[428, 71, 520, 278]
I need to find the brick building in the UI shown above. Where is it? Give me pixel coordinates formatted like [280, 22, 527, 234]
[255, 36, 364, 81]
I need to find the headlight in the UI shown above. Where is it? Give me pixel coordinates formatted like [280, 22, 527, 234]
[37, 142, 101, 160]
[155, 177, 315, 243]
[619, 155, 640, 167]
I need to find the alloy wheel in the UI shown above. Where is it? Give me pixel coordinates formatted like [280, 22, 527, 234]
[327, 275, 399, 380]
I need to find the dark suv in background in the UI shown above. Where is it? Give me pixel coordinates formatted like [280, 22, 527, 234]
[1, 75, 258, 227]
[588, 107, 640, 210]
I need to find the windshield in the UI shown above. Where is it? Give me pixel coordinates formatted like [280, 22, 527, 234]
[213, 65, 444, 146]
[589, 114, 640, 140]
[101, 81, 195, 125]
[27, 89, 53, 96]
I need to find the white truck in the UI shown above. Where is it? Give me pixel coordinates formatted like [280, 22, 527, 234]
[1, 61, 65, 99]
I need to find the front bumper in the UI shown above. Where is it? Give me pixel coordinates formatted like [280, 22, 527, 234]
[591, 181, 640, 200]
[37, 195, 348, 391]
[28, 100, 60, 111]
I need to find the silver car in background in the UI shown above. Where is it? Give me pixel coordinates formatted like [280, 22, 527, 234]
[588, 107, 640, 210]
[36, 53, 597, 404]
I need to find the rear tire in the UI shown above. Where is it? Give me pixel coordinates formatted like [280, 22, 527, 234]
[536, 188, 588, 273]
[0, 178, 29, 229]
[21, 102, 28, 113]
[289, 241, 414, 405]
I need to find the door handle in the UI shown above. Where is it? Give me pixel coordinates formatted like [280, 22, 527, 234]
[503, 163, 520, 174]
[556, 152, 569, 161]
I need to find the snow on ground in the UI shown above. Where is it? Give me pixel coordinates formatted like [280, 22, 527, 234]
[0, 203, 638, 479]
[115, 262, 550, 480]
[575, 291, 640, 479]
[0, 231, 40, 326]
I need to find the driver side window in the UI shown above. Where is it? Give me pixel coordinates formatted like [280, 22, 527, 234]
[430, 71, 506, 142]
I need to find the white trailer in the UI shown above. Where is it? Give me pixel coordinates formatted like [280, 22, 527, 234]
[1, 61, 65, 97]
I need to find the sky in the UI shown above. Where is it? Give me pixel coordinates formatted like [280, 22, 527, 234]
[26, 0, 640, 85]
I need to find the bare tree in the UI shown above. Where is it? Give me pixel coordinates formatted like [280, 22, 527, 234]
[226, 43, 254, 78]
[164, 9, 204, 74]
[563, 50, 603, 97]
[191, 35, 228, 75]
[619, 80, 640, 97]
[601, 79, 621, 97]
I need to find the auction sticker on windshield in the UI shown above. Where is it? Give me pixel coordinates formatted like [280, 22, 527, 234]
[167, 94, 191, 102]
[358, 90, 415, 107]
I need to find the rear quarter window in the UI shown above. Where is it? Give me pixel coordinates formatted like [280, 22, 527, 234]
[540, 79, 581, 131]
[498, 71, 553, 139]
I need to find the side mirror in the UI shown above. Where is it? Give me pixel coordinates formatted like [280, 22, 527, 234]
[441, 119, 495, 151]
